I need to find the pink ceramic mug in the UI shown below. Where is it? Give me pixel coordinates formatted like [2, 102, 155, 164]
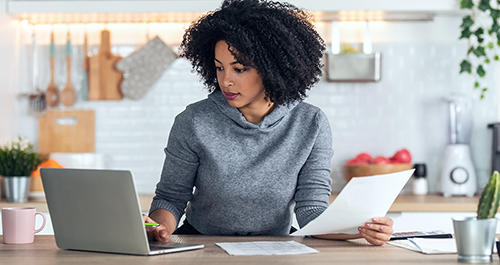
[2, 207, 46, 244]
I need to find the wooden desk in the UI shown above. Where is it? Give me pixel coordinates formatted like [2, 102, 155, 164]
[0, 235, 490, 264]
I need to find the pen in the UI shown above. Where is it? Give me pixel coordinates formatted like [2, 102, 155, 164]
[145, 222, 159, 227]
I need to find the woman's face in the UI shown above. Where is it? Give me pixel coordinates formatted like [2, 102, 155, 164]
[214, 40, 269, 112]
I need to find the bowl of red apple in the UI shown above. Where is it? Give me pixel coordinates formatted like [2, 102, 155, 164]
[342, 148, 413, 182]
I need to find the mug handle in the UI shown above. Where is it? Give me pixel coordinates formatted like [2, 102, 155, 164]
[34, 212, 46, 234]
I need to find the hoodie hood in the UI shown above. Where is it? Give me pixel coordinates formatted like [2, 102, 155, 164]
[208, 89, 299, 130]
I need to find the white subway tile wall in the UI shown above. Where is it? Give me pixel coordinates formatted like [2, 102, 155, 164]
[19, 43, 499, 194]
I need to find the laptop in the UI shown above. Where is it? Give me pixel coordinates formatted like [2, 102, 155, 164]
[40, 168, 204, 255]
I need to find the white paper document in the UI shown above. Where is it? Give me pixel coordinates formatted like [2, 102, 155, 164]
[409, 238, 457, 254]
[292, 169, 414, 236]
[388, 238, 457, 254]
[216, 241, 319, 256]
[387, 239, 423, 252]
[388, 238, 498, 255]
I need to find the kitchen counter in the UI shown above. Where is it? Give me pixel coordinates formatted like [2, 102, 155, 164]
[0, 234, 487, 265]
[0, 194, 154, 212]
[330, 193, 479, 212]
[0, 193, 478, 213]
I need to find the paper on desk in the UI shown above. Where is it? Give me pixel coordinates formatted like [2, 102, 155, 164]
[292, 169, 414, 236]
[409, 238, 457, 254]
[215, 241, 319, 256]
[388, 238, 498, 255]
[387, 239, 423, 252]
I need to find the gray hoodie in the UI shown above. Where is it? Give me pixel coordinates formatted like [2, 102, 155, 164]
[150, 89, 333, 235]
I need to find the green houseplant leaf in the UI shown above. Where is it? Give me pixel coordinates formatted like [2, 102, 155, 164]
[460, 0, 474, 9]
[473, 46, 486, 57]
[460, 60, 472, 74]
[461, 15, 474, 29]
[477, 65, 486, 77]
[459, 0, 500, 99]
[0, 137, 41, 177]
[478, 0, 491, 11]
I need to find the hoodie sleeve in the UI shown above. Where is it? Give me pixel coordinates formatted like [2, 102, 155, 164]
[294, 110, 333, 228]
[149, 108, 200, 225]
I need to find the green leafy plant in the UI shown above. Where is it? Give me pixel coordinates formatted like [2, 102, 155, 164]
[477, 170, 500, 219]
[0, 137, 41, 177]
[459, 0, 500, 99]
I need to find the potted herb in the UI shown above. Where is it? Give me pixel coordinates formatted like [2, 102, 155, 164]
[452, 170, 500, 263]
[0, 137, 41, 202]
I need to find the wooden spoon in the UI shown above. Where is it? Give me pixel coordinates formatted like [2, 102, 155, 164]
[45, 30, 59, 107]
[60, 30, 76, 107]
[80, 27, 89, 100]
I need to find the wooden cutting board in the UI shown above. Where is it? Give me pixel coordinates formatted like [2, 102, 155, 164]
[38, 110, 95, 157]
[88, 29, 123, 100]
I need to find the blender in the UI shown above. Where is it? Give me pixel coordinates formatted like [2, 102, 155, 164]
[438, 95, 477, 197]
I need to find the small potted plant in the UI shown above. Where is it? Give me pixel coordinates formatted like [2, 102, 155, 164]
[0, 137, 41, 202]
[453, 170, 500, 263]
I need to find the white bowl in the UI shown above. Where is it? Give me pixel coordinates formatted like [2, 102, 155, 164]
[49, 153, 106, 169]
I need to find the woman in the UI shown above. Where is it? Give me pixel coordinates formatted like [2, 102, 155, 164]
[144, 0, 394, 246]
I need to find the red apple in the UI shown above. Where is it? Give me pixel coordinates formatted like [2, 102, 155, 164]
[346, 158, 369, 165]
[372, 156, 391, 164]
[391, 148, 412, 164]
[355, 152, 372, 162]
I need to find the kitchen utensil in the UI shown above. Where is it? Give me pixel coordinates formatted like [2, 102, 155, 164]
[38, 109, 95, 157]
[363, 20, 372, 54]
[27, 25, 47, 115]
[342, 163, 413, 182]
[61, 30, 77, 107]
[326, 20, 381, 82]
[331, 20, 340, 54]
[45, 30, 59, 107]
[116, 36, 177, 100]
[437, 95, 476, 197]
[88, 29, 123, 100]
[80, 26, 89, 101]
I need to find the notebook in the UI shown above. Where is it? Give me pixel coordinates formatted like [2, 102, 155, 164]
[40, 168, 204, 255]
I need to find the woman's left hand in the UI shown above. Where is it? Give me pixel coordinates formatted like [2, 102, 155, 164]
[358, 217, 394, 246]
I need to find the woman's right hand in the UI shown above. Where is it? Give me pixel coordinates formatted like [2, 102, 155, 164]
[143, 214, 172, 242]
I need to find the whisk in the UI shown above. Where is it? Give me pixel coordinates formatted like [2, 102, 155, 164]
[25, 25, 47, 116]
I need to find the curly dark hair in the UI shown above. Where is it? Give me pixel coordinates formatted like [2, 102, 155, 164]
[180, 0, 325, 106]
